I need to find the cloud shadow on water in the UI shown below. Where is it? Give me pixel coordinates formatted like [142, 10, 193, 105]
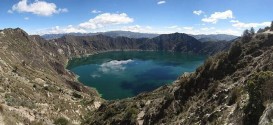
[120, 81, 161, 95]
[135, 67, 177, 81]
[120, 67, 177, 95]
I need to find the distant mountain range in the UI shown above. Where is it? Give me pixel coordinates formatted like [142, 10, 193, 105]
[191, 34, 239, 42]
[41, 31, 238, 42]
[41, 31, 159, 40]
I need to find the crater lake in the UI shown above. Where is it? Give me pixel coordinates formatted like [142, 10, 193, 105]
[67, 51, 206, 100]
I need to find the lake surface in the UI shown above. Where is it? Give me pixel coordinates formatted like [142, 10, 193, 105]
[67, 51, 206, 100]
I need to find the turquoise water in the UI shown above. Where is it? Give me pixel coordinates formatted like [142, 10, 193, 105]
[67, 51, 206, 100]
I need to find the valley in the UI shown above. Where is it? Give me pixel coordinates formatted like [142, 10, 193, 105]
[1, 0, 273, 124]
[0, 27, 273, 125]
[0, 28, 230, 124]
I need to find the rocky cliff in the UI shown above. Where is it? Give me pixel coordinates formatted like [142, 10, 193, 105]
[0, 28, 231, 125]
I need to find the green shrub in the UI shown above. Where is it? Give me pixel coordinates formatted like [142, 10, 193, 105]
[72, 92, 82, 99]
[12, 66, 18, 73]
[228, 42, 242, 60]
[54, 117, 69, 125]
[103, 108, 115, 119]
[243, 71, 273, 125]
[124, 107, 138, 121]
[227, 87, 241, 106]
[262, 79, 273, 101]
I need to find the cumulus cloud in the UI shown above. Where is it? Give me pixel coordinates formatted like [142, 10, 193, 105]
[99, 59, 133, 73]
[231, 20, 271, 28]
[121, 25, 153, 33]
[193, 10, 204, 16]
[201, 27, 215, 31]
[183, 27, 193, 30]
[157, 1, 166, 5]
[38, 25, 87, 34]
[166, 26, 193, 31]
[36, 12, 135, 34]
[166, 25, 179, 29]
[10, 0, 68, 16]
[79, 13, 134, 29]
[91, 9, 102, 14]
[202, 10, 234, 23]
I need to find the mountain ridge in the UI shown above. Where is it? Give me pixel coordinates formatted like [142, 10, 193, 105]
[41, 30, 238, 42]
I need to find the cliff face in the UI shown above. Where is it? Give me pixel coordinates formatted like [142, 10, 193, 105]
[82, 33, 273, 125]
[0, 28, 231, 124]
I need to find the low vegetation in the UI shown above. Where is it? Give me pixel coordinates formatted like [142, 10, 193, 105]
[244, 71, 273, 125]
[54, 117, 69, 125]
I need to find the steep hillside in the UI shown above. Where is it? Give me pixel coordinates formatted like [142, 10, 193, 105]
[82, 33, 273, 125]
[0, 28, 230, 125]
[0, 28, 102, 125]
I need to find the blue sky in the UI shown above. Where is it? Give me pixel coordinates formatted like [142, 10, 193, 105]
[0, 0, 272, 35]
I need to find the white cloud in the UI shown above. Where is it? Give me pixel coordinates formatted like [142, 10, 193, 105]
[230, 20, 239, 23]
[24, 17, 29, 20]
[213, 29, 240, 35]
[91, 9, 102, 14]
[193, 10, 204, 16]
[183, 27, 193, 30]
[7, 10, 13, 14]
[99, 59, 133, 73]
[122, 25, 141, 32]
[166, 25, 178, 29]
[38, 25, 87, 34]
[201, 27, 215, 31]
[10, 0, 68, 16]
[157, 1, 166, 5]
[202, 10, 234, 24]
[164, 27, 240, 36]
[231, 20, 271, 28]
[166, 26, 193, 31]
[79, 13, 134, 29]
[121, 25, 154, 33]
